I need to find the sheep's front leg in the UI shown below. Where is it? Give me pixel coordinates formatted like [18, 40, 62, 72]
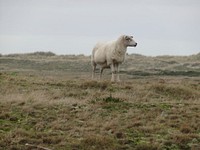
[111, 63, 119, 82]
[111, 63, 116, 82]
[116, 64, 120, 82]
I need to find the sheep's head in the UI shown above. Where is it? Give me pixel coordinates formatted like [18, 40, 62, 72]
[123, 35, 137, 47]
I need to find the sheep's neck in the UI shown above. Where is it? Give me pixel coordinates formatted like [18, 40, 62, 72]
[115, 44, 127, 55]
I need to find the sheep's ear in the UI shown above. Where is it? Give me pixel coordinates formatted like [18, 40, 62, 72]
[124, 36, 129, 40]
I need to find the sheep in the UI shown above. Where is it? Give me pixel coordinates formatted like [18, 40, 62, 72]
[91, 35, 137, 82]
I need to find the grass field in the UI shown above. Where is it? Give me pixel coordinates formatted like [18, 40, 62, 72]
[0, 52, 200, 150]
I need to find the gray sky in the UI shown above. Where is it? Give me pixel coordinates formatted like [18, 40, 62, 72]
[0, 0, 200, 56]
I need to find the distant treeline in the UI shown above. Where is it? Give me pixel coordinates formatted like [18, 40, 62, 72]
[0, 51, 90, 57]
[27, 51, 56, 56]
[1, 51, 56, 57]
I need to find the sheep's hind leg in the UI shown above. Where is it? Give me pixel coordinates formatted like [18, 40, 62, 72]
[100, 67, 104, 80]
[92, 63, 96, 80]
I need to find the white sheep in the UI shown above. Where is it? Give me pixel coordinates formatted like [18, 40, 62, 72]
[91, 35, 137, 82]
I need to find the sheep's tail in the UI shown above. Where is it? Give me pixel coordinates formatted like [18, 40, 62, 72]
[91, 49, 94, 65]
[91, 47, 97, 79]
[91, 49, 95, 63]
[91, 45, 98, 65]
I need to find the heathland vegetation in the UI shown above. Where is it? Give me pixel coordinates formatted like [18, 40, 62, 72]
[0, 52, 200, 149]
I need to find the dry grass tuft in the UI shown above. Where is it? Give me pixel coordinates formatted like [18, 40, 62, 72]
[151, 83, 200, 100]
[180, 124, 193, 134]
[135, 143, 158, 150]
[73, 135, 117, 150]
[80, 80, 109, 90]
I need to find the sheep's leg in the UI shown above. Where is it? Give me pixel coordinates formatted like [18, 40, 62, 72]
[100, 67, 104, 80]
[92, 63, 96, 79]
[116, 64, 120, 82]
[111, 63, 116, 82]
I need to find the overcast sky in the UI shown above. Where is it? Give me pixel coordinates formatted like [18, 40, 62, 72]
[0, 0, 200, 56]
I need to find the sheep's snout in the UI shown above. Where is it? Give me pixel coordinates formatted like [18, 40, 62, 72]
[129, 41, 137, 47]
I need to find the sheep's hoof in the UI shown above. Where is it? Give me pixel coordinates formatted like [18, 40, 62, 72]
[111, 79, 115, 83]
[116, 79, 121, 83]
